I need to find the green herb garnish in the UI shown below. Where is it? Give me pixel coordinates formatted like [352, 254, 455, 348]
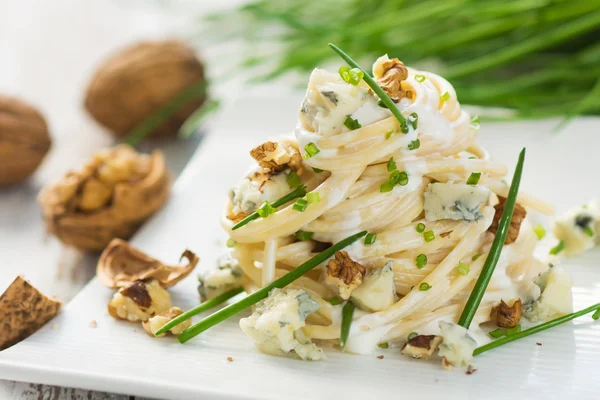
[304, 142, 320, 158]
[408, 112, 418, 130]
[408, 139, 420, 150]
[307, 192, 320, 204]
[340, 301, 355, 348]
[467, 172, 481, 185]
[423, 230, 435, 242]
[344, 115, 362, 130]
[328, 297, 343, 306]
[378, 342, 389, 349]
[338, 66, 364, 86]
[312, 167, 324, 173]
[408, 332, 418, 340]
[419, 282, 432, 291]
[226, 238, 237, 248]
[295, 230, 314, 241]
[416, 254, 427, 269]
[387, 157, 397, 172]
[550, 240, 565, 255]
[380, 182, 394, 193]
[257, 201, 276, 218]
[489, 328, 504, 339]
[364, 233, 377, 245]
[533, 224, 546, 240]
[293, 198, 308, 212]
[286, 170, 302, 188]
[416, 223, 426, 233]
[457, 263, 470, 275]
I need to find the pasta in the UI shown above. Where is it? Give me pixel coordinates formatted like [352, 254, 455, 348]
[211, 55, 571, 363]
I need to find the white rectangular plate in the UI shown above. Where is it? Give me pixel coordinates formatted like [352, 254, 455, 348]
[1, 95, 600, 400]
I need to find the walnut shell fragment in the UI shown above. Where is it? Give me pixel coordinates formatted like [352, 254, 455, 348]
[0, 276, 62, 350]
[400, 335, 443, 359]
[84, 40, 205, 138]
[108, 279, 171, 322]
[97, 239, 199, 289]
[488, 196, 527, 244]
[38, 145, 171, 252]
[0, 95, 52, 186]
[490, 298, 522, 328]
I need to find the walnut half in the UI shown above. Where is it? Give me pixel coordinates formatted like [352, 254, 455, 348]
[488, 196, 527, 244]
[250, 141, 303, 174]
[142, 307, 191, 337]
[325, 251, 366, 299]
[401, 335, 443, 359]
[372, 55, 411, 103]
[490, 298, 522, 328]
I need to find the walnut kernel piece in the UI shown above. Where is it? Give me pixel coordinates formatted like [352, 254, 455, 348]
[97, 239, 199, 289]
[226, 212, 248, 223]
[372, 55, 410, 103]
[250, 141, 303, 174]
[0, 276, 62, 350]
[400, 335, 443, 359]
[108, 279, 171, 322]
[488, 196, 527, 244]
[142, 307, 190, 337]
[325, 251, 366, 299]
[490, 298, 522, 328]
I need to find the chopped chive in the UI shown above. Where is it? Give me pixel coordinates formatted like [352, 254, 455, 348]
[400, 123, 409, 134]
[378, 342, 389, 349]
[408, 139, 420, 150]
[257, 201, 276, 218]
[408, 112, 418, 130]
[419, 282, 432, 291]
[408, 332, 418, 340]
[469, 156, 477, 159]
[340, 301, 355, 348]
[380, 182, 394, 193]
[423, 230, 435, 242]
[458, 148, 526, 329]
[474, 303, 600, 356]
[293, 198, 308, 212]
[329, 44, 406, 127]
[593, 309, 600, 320]
[226, 238, 237, 248]
[178, 231, 368, 343]
[397, 171, 409, 186]
[338, 66, 364, 86]
[457, 263, 470, 275]
[344, 115, 362, 130]
[416, 223, 426, 233]
[549, 240, 565, 255]
[232, 186, 307, 230]
[387, 157, 397, 172]
[389, 170, 401, 185]
[471, 115, 480, 130]
[312, 167, 324, 173]
[307, 192, 320, 204]
[364, 233, 377, 245]
[441, 92, 450, 101]
[533, 224, 546, 240]
[286, 170, 302, 188]
[414, 74, 425, 82]
[295, 230, 313, 241]
[378, 99, 388, 109]
[584, 226, 594, 237]
[304, 142, 320, 159]
[505, 324, 521, 336]
[328, 297, 343, 306]
[489, 328, 504, 338]
[472, 253, 482, 261]
[416, 254, 427, 269]
[467, 172, 481, 185]
[385, 130, 396, 139]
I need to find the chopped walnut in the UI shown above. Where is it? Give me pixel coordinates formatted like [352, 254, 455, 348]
[142, 306, 190, 337]
[488, 196, 527, 244]
[227, 211, 247, 223]
[250, 141, 303, 174]
[400, 335, 443, 359]
[490, 298, 522, 328]
[372, 55, 410, 103]
[325, 251, 366, 299]
[107, 279, 171, 322]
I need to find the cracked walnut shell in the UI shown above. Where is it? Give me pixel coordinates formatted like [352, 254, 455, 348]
[325, 251, 366, 299]
[108, 279, 172, 322]
[488, 196, 527, 244]
[490, 298, 522, 328]
[84, 40, 205, 138]
[97, 239, 199, 289]
[38, 145, 171, 252]
[0, 95, 51, 186]
[0, 276, 61, 350]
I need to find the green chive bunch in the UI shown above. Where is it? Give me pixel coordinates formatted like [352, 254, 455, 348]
[381, 157, 409, 192]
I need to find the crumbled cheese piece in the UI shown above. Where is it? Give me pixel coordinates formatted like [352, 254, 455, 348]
[198, 252, 244, 301]
[553, 200, 600, 256]
[424, 182, 490, 222]
[351, 261, 397, 311]
[229, 168, 291, 215]
[239, 289, 324, 361]
[142, 307, 190, 337]
[524, 266, 573, 322]
[107, 279, 171, 322]
[438, 321, 478, 368]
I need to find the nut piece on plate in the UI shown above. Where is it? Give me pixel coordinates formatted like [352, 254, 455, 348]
[108, 279, 171, 322]
[250, 141, 303, 174]
[372, 55, 411, 102]
[400, 335, 443, 359]
[325, 251, 366, 299]
[84, 40, 205, 139]
[38, 145, 171, 252]
[142, 307, 191, 337]
[97, 239, 199, 289]
[488, 196, 527, 244]
[490, 298, 522, 328]
[0, 95, 52, 186]
[0, 276, 62, 350]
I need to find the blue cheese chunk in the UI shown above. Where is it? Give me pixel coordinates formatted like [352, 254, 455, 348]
[524, 266, 573, 322]
[229, 168, 291, 215]
[239, 289, 324, 361]
[198, 252, 244, 301]
[350, 261, 397, 311]
[437, 321, 478, 368]
[552, 200, 600, 256]
[424, 182, 490, 222]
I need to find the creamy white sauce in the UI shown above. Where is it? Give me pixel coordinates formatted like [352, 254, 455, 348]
[344, 323, 394, 355]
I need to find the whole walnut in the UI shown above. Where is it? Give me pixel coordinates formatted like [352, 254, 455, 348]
[84, 40, 205, 139]
[38, 145, 171, 251]
[0, 95, 51, 186]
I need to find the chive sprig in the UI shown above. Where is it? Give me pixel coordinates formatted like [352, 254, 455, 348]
[340, 301, 355, 348]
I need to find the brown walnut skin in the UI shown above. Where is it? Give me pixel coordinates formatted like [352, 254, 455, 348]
[84, 40, 205, 138]
[0, 95, 51, 186]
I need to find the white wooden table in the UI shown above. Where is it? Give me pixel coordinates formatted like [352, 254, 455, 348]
[0, 0, 248, 398]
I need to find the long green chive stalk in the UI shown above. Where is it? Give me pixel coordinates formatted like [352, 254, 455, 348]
[457, 148, 525, 328]
[340, 301, 355, 348]
[232, 185, 307, 230]
[178, 230, 367, 343]
[154, 287, 244, 336]
[474, 303, 600, 356]
[201, 1, 600, 119]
